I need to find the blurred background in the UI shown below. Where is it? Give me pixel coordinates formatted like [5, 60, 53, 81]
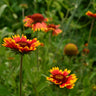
[0, 0, 96, 96]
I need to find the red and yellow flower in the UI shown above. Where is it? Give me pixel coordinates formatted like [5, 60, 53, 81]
[46, 67, 77, 89]
[46, 24, 62, 36]
[23, 13, 48, 32]
[2, 34, 40, 54]
[64, 43, 78, 56]
[40, 43, 44, 47]
[84, 43, 88, 47]
[86, 11, 96, 18]
[83, 48, 89, 54]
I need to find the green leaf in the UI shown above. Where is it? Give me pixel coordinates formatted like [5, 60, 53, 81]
[89, 73, 96, 81]
[0, 4, 7, 17]
[37, 81, 50, 92]
[0, 27, 14, 38]
[0, 85, 11, 96]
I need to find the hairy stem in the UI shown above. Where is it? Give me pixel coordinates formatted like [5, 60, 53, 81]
[20, 55, 23, 96]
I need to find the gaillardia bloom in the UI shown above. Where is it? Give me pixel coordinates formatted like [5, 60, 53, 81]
[46, 24, 62, 36]
[40, 43, 44, 47]
[86, 11, 96, 18]
[84, 43, 88, 47]
[83, 48, 89, 54]
[23, 13, 48, 32]
[46, 67, 77, 89]
[64, 43, 78, 56]
[2, 34, 40, 54]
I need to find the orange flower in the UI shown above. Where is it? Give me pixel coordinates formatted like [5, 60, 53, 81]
[46, 24, 62, 36]
[40, 43, 44, 47]
[2, 34, 40, 54]
[7, 57, 14, 60]
[84, 43, 88, 47]
[83, 48, 89, 54]
[23, 13, 48, 32]
[64, 43, 78, 56]
[46, 67, 77, 89]
[23, 17, 33, 28]
[86, 11, 96, 18]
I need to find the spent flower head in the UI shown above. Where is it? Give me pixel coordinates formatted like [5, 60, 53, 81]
[64, 43, 78, 56]
[20, 4, 28, 9]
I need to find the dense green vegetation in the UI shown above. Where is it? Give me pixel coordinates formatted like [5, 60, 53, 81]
[0, 0, 96, 96]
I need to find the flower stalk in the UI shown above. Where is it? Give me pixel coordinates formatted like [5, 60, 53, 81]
[20, 55, 23, 96]
[36, 31, 39, 71]
[56, 86, 59, 96]
[88, 19, 94, 46]
[22, 8, 25, 32]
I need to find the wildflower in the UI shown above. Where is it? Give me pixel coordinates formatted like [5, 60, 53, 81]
[64, 43, 78, 56]
[40, 43, 44, 47]
[46, 24, 62, 36]
[20, 4, 28, 9]
[2, 34, 40, 54]
[84, 43, 88, 47]
[83, 48, 89, 54]
[46, 67, 77, 89]
[86, 11, 96, 18]
[23, 17, 33, 28]
[7, 57, 14, 60]
[92, 85, 96, 91]
[84, 41, 88, 47]
[23, 13, 48, 32]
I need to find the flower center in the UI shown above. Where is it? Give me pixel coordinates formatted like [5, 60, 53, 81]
[17, 41, 30, 47]
[48, 24, 56, 29]
[55, 74, 64, 80]
[54, 74, 68, 83]
[28, 13, 44, 22]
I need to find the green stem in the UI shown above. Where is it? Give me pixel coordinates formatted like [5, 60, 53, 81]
[49, 32, 51, 48]
[22, 8, 25, 32]
[37, 47, 39, 71]
[20, 55, 23, 96]
[69, 57, 72, 68]
[37, 32, 39, 71]
[33, 85, 38, 96]
[88, 19, 94, 46]
[22, 8, 24, 20]
[56, 86, 59, 96]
